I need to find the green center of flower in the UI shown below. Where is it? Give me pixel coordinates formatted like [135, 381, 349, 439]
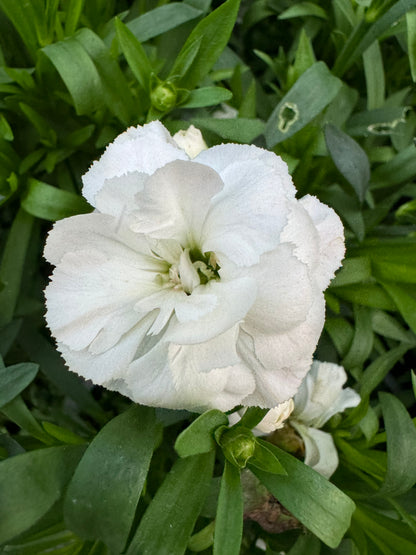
[155, 246, 220, 294]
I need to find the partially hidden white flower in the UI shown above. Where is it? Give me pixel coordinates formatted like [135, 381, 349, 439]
[253, 361, 360, 478]
[44, 121, 345, 413]
[172, 125, 208, 159]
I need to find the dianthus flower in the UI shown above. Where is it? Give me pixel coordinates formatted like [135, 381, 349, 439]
[44, 122, 344, 412]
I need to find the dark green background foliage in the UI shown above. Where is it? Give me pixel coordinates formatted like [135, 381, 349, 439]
[1, 0, 416, 553]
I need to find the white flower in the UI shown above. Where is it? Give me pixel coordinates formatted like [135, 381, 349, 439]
[253, 361, 360, 478]
[44, 121, 345, 412]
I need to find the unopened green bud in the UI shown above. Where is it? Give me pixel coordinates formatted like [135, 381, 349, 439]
[218, 426, 256, 469]
[150, 82, 177, 112]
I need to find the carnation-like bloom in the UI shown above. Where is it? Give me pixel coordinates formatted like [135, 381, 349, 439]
[250, 361, 361, 477]
[44, 122, 344, 412]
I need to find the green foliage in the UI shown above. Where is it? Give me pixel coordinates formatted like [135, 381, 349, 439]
[0, 0, 416, 553]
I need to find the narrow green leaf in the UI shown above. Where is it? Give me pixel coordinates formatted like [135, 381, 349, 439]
[0, 208, 34, 327]
[127, 452, 214, 555]
[371, 144, 416, 187]
[180, 86, 232, 108]
[360, 343, 411, 398]
[333, 283, 396, 311]
[363, 41, 385, 110]
[21, 178, 92, 221]
[0, 114, 13, 141]
[42, 422, 86, 445]
[373, 260, 416, 283]
[382, 282, 416, 334]
[353, 505, 416, 555]
[74, 28, 135, 124]
[64, 406, 157, 554]
[291, 28, 316, 83]
[64, 0, 85, 35]
[42, 37, 106, 115]
[0, 445, 85, 544]
[1, 396, 53, 445]
[407, 10, 416, 81]
[174, 0, 241, 90]
[265, 62, 342, 147]
[191, 117, 264, 143]
[377, 392, 416, 497]
[0, 362, 38, 408]
[371, 310, 413, 343]
[175, 409, 228, 457]
[330, 257, 371, 288]
[251, 444, 356, 548]
[115, 17, 152, 91]
[278, 2, 328, 20]
[213, 461, 243, 555]
[0, 0, 43, 55]
[341, 305, 373, 371]
[123, 4, 204, 44]
[412, 370, 416, 400]
[325, 317, 354, 357]
[325, 124, 370, 203]
[334, 0, 416, 77]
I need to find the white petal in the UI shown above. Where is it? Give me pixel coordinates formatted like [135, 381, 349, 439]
[94, 171, 147, 220]
[165, 277, 257, 344]
[239, 292, 326, 407]
[292, 423, 339, 479]
[279, 200, 321, 270]
[45, 248, 158, 351]
[44, 213, 159, 269]
[293, 361, 360, 428]
[56, 313, 155, 386]
[242, 245, 313, 335]
[254, 400, 295, 435]
[195, 143, 296, 199]
[173, 125, 208, 158]
[82, 121, 188, 205]
[126, 328, 255, 411]
[201, 160, 291, 266]
[130, 160, 224, 246]
[300, 195, 345, 289]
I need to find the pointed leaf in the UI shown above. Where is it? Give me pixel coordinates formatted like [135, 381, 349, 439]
[377, 392, 416, 497]
[175, 409, 228, 457]
[64, 405, 157, 554]
[213, 461, 243, 555]
[0, 445, 85, 544]
[248, 438, 287, 475]
[174, 0, 241, 90]
[265, 62, 342, 147]
[126, 451, 214, 555]
[251, 443, 355, 548]
[0, 361, 38, 408]
[325, 124, 370, 203]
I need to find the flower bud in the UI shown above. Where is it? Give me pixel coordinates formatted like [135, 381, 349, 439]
[218, 426, 257, 468]
[150, 81, 177, 112]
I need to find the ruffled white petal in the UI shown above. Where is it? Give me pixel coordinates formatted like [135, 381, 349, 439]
[293, 361, 360, 428]
[292, 422, 339, 478]
[300, 195, 345, 289]
[44, 213, 158, 268]
[195, 143, 296, 198]
[45, 248, 158, 351]
[239, 292, 326, 407]
[130, 160, 224, 246]
[126, 327, 255, 411]
[165, 277, 257, 345]
[82, 121, 188, 205]
[201, 160, 291, 266]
